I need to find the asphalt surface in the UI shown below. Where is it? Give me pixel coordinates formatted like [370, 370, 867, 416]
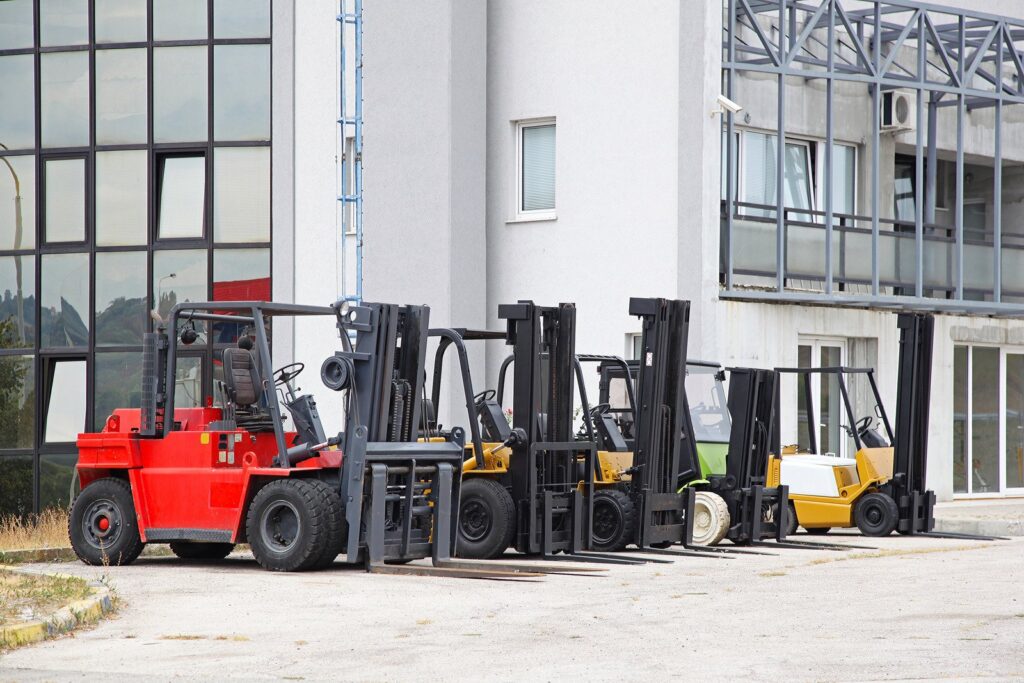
[1, 533, 1022, 682]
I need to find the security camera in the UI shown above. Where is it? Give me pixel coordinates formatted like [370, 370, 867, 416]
[717, 94, 743, 115]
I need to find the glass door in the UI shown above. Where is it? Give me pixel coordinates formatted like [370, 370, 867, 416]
[1006, 354, 1024, 492]
[954, 345, 1011, 496]
[797, 338, 847, 458]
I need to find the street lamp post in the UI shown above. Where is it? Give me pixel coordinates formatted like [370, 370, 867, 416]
[0, 143, 25, 345]
[153, 273, 177, 324]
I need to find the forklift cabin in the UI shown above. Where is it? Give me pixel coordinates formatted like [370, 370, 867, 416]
[71, 300, 474, 573]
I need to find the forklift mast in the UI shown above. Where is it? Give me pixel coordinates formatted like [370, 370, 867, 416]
[499, 300, 596, 555]
[886, 312, 937, 533]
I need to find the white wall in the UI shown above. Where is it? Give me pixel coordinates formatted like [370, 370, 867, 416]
[485, 0, 683, 387]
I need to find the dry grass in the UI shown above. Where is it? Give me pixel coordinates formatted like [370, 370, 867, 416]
[804, 543, 987, 567]
[0, 568, 91, 627]
[0, 509, 70, 552]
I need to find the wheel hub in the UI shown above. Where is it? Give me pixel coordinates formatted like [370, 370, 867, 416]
[260, 501, 301, 553]
[82, 499, 122, 549]
[460, 500, 491, 542]
[593, 501, 621, 542]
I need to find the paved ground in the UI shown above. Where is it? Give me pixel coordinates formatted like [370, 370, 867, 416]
[1, 533, 1021, 682]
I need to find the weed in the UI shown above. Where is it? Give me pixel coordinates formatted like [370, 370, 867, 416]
[0, 569, 91, 627]
[760, 570, 787, 577]
[0, 509, 70, 552]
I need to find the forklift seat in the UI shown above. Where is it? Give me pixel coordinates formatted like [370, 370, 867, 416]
[222, 345, 274, 432]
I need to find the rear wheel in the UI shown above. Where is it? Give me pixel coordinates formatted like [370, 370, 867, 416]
[69, 478, 144, 566]
[169, 541, 235, 561]
[456, 478, 515, 560]
[854, 492, 899, 537]
[246, 479, 329, 572]
[690, 491, 730, 546]
[591, 489, 635, 552]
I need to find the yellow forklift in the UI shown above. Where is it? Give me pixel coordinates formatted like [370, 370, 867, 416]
[768, 313, 1002, 540]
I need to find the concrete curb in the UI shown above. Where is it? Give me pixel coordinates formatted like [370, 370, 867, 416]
[0, 572, 114, 649]
[934, 517, 1024, 537]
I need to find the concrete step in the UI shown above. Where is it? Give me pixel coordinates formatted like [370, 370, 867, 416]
[933, 498, 1024, 537]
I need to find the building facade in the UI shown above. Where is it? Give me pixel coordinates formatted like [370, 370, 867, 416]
[3, 0, 1024, 513]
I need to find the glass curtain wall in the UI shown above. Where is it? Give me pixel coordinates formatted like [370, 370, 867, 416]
[0, 0, 272, 515]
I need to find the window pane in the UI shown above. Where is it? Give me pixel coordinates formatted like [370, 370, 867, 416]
[832, 144, 856, 217]
[0, 154, 36, 250]
[521, 124, 555, 211]
[0, 356, 34, 448]
[154, 249, 207, 322]
[0, 55, 36, 150]
[158, 155, 206, 239]
[797, 344, 811, 451]
[0, 456, 33, 516]
[213, 248, 269, 344]
[40, 0, 88, 46]
[972, 347, 999, 493]
[41, 253, 89, 347]
[819, 346, 842, 455]
[96, 48, 148, 144]
[154, 47, 208, 143]
[94, 352, 143, 430]
[0, 256, 35, 349]
[214, 148, 269, 242]
[44, 158, 86, 243]
[154, 0, 207, 40]
[0, 0, 34, 50]
[214, 0, 270, 39]
[96, 150, 147, 245]
[96, 251, 148, 346]
[214, 45, 270, 142]
[1007, 354, 1024, 490]
[40, 453, 78, 510]
[953, 346, 968, 493]
[95, 0, 147, 44]
[175, 356, 204, 408]
[41, 51, 90, 148]
[44, 360, 87, 442]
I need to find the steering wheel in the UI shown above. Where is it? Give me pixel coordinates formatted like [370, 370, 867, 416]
[588, 403, 611, 418]
[274, 362, 305, 386]
[474, 389, 496, 403]
[855, 415, 873, 433]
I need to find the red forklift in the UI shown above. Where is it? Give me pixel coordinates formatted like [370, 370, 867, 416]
[69, 299, 542, 576]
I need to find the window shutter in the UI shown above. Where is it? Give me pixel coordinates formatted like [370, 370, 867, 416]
[522, 124, 556, 211]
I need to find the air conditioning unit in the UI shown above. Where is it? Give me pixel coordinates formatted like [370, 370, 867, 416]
[881, 90, 915, 131]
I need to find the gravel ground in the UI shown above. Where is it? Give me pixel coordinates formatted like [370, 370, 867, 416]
[1, 534, 1022, 682]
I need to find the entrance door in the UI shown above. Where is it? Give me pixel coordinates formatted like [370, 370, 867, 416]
[798, 338, 847, 458]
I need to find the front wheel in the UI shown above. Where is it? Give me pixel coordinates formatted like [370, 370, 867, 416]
[591, 489, 635, 552]
[690, 491, 730, 546]
[456, 478, 515, 559]
[854, 492, 899, 537]
[246, 479, 330, 572]
[69, 478, 144, 566]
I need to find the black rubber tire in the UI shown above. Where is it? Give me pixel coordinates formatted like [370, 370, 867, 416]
[69, 478, 144, 566]
[590, 489, 635, 552]
[456, 478, 515, 560]
[246, 479, 330, 572]
[804, 527, 831, 535]
[306, 479, 346, 569]
[784, 502, 799, 538]
[169, 541, 235, 560]
[854, 491, 899, 537]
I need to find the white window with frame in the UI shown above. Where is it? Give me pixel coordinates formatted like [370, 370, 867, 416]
[514, 118, 556, 221]
[724, 130, 857, 227]
[797, 337, 848, 458]
[954, 345, 1023, 496]
[628, 333, 642, 360]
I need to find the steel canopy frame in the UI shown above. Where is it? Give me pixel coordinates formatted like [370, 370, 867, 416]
[722, 0, 1024, 315]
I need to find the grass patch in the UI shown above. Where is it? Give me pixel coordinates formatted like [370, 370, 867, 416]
[804, 543, 987, 567]
[760, 570, 787, 577]
[0, 568, 91, 627]
[0, 509, 70, 552]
